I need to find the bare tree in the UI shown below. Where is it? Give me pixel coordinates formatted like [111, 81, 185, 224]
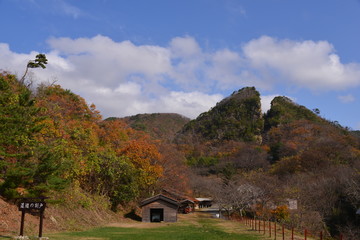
[344, 162, 360, 209]
[212, 179, 265, 219]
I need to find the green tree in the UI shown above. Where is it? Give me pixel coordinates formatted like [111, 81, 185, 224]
[84, 150, 140, 211]
[0, 73, 43, 198]
[20, 54, 48, 83]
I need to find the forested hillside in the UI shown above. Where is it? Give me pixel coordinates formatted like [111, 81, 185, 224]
[176, 87, 360, 238]
[175, 87, 263, 144]
[0, 72, 189, 214]
[1, 70, 359, 238]
[120, 113, 190, 142]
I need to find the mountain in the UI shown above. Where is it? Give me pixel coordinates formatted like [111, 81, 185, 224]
[121, 113, 190, 142]
[175, 87, 264, 144]
[264, 96, 324, 130]
[171, 86, 359, 237]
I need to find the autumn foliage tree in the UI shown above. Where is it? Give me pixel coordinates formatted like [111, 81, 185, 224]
[34, 84, 164, 208]
[119, 137, 162, 187]
[0, 71, 165, 210]
[267, 120, 360, 176]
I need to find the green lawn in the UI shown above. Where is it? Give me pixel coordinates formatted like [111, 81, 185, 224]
[49, 225, 260, 240]
[47, 214, 263, 240]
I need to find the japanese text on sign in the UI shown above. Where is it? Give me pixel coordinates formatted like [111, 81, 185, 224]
[19, 202, 46, 211]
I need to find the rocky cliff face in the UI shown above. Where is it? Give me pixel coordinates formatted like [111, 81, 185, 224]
[175, 87, 263, 144]
[264, 96, 323, 130]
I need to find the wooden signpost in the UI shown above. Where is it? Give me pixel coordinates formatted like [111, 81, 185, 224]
[17, 197, 47, 238]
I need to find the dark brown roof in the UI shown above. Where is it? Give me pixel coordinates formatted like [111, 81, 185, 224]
[180, 199, 194, 204]
[161, 188, 197, 202]
[161, 188, 185, 201]
[140, 194, 180, 207]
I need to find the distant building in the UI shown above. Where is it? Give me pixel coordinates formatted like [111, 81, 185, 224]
[179, 199, 195, 214]
[140, 194, 179, 222]
[195, 198, 213, 208]
[287, 199, 298, 210]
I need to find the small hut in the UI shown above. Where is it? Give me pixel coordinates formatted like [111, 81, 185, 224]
[179, 199, 195, 214]
[140, 194, 179, 222]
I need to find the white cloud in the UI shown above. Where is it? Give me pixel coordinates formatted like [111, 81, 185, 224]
[47, 35, 172, 86]
[158, 91, 223, 119]
[170, 36, 201, 58]
[206, 49, 270, 90]
[114, 82, 142, 95]
[168, 36, 210, 91]
[0, 43, 43, 77]
[207, 49, 243, 87]
[338, 94, 355, 103]
[243, 36, 360, 90]
[260, 95, 279, 113]
[2, 35, 360, 120]
[0, 36, 223, 119]
[78, 82, 222, 119]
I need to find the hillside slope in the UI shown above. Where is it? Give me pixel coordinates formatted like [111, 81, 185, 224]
[264, 96, 324, 130]
[0, 196, 120, 237]
[114, 113, 190, 142]
[175, 87, 263, 145]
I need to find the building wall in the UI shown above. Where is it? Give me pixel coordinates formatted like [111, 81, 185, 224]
[142, 199, 178, 222]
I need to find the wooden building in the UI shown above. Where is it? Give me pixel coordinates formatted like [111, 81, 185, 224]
[140, 194, 179, 222]
[179, 199, 195, 214]
[161, 188, 197, 213]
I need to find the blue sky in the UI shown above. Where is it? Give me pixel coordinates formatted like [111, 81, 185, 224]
[1, 0, 360, 130]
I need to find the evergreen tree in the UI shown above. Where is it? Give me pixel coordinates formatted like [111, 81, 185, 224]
[0, 73, 43, 198]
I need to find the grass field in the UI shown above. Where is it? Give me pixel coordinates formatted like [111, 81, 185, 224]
[46, 213, 264, 240]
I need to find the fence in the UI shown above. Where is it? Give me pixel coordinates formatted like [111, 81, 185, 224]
[240, 217, 344, 240]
